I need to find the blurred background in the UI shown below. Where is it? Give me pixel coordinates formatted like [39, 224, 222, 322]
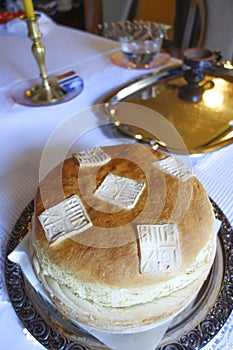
[0, 0, 232, 61]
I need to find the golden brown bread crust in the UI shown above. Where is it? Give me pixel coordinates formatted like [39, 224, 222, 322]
[32, 143, 215, 289]
[30, 143, 217, 331]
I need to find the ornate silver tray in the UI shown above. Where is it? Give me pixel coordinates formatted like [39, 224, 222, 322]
[4, 200, 233, 349]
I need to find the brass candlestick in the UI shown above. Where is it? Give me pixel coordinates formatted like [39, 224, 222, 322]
[22, 14, 66, 105]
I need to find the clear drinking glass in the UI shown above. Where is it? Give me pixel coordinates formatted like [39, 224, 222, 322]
[119, 34, 163, 68]
[101, 21, 169, 68]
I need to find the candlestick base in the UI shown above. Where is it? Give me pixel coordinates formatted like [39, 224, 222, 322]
[25, 79, 66, 105]
[19, 14, 81, 106]
[10, 77, 83, 107]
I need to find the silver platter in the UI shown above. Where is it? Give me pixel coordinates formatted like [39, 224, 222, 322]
[4, 200, 233, 349]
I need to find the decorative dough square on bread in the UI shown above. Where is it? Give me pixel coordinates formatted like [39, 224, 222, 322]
[31, 143, 216, 332]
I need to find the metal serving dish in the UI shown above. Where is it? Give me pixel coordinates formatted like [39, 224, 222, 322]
[4, 200, 233, 349]
[102, 65, 233, 154]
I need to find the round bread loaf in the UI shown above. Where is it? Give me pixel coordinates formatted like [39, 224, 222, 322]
[31, 143, 216, 332]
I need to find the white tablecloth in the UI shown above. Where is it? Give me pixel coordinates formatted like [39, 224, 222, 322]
[0, 13, 232, 350]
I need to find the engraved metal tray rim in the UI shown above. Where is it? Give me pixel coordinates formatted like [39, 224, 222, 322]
[4, 199, 233, 350]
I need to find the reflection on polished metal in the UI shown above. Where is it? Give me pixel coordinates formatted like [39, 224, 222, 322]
[178, 48, 217, 103]
[22, 14, 66, 105]
[199, 120, 233, 148]
[103, 71, 233, 154]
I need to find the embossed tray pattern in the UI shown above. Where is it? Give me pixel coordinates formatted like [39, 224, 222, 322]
[4, 200, 233, 349]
